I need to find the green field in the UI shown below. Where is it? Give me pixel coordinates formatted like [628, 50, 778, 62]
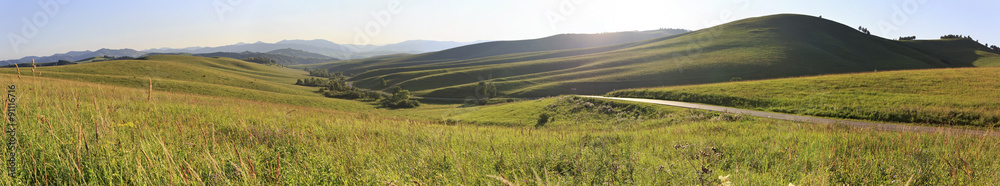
[609, 67, 1000, 128]
[2, 55, 999, 184]
[309, 14, 1000, 98]
[0, 55, 371, 111]
[3, 75, 999, 184]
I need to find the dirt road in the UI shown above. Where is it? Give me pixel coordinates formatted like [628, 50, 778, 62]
[581, 96, 999, 136]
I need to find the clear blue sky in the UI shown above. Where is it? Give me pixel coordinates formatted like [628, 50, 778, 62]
[2, 0, 998, 59]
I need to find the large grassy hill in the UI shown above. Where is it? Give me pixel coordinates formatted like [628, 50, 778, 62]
[0, 55, 370, 111]
[326, 14, 1000, 98]
[314, 29, 689, 75]
[608, 67, 1000, 128]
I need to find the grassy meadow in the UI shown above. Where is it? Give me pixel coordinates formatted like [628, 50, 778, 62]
[2, 76, 999, 184]
[0, 55, 998, 184]
[609, 67, 1000, 128]
[0, 55, 372, 111]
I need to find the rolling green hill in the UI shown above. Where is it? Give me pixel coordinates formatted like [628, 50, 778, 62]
[0, 55, 370, 111]
[608, 67, 1000, 128]
[324, 14, 1000, 98]
[6, 71, 999, 185]
[289, 53, 415, 71]
[315, 29, 689, 75]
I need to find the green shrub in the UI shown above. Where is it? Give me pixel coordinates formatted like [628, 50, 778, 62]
[378, 89, 421, 109]
[536, 113, 553, 128]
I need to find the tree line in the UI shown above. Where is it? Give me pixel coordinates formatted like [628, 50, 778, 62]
[940, 34, 972, 39]
[241, 57, 278, 66]
[304, 68, 345, 79]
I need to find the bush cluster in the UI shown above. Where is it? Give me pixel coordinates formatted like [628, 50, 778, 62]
[377, 88, 420, 108]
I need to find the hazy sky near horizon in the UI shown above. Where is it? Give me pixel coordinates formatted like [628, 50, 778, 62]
[1, 0, 998, 59]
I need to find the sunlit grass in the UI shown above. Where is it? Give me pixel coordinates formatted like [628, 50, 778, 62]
[1, 56, 998, 184]
[610, 67, 1000, 128]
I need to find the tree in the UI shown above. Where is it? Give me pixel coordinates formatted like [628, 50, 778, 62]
[475, 81, 498, 104]
[388, 86, 403, 94]
[295, 79, 303, 85]
[379, 77, 388, 87]
[378, 89, 420, 108]
[56, 60, 73, 65]
[857, 26, 870, 35]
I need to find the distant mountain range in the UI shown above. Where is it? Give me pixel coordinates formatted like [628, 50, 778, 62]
[0, 48, 147, 66]
[1, 39, 487, 66]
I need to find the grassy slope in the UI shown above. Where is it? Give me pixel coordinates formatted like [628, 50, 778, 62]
[445, 96, 687, 128]
[3, 78, 998, 184]
[332, 14, 1000, 98]
[608, 67, 1000, 127]
[288, 53, 414, 71]
[898, 39, 1000, 67]
[0, 55, 371, 111]
[316, 29, 688, 75]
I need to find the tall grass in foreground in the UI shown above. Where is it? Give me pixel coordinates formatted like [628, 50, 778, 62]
[1, 75, 999, 184]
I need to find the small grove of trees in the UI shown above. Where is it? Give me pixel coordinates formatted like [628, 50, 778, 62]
[56, 60, 74, 65]
[305, 68, 345, 79]
[296, 77, 381, 100]
[241, 57, 277, 65]
[474, 80, 498, 105]
[858, 26, 871, 35]
[940, 34, 972, 39]
[295, 77, 329, 87]
[898, 36, 916, 40]
[296, 69, 420, 108]
[985, 43, 1000, 54]
[377, 86, 420, 108]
